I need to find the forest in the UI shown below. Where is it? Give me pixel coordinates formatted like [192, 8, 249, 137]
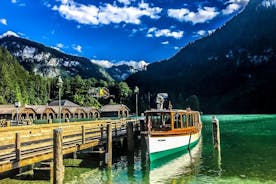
[0, 47, 133, 109]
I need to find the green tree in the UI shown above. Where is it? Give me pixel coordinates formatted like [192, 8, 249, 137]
[185, 95, 200, 111]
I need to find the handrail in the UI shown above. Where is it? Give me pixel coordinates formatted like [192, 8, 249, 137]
[0, 118, 138, 173]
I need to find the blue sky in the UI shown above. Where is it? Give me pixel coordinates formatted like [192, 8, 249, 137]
[0, 0, 249, 65]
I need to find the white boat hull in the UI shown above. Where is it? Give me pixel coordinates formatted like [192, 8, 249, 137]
[147, 130, 201, 161]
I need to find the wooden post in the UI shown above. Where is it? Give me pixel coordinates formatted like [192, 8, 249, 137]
[212, 116, 220, 149]
[15, 133, 21, 162]
[53, 128, 64, 184]
[120, 137, 124, 148]
[127, 122, 134, 152]
[115, 122, 117, 136]
[82, 125, 85, 144]
[100, 125, 104, 141]
[73, 151, 77, 159]
[106, 123, 112, 168]
[6, 121, 11, 127]
[15, 132, 21, 174]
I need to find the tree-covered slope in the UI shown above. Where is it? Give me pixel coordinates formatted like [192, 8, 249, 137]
[0, 47, 49, 104]
[126, 0, 276, 114]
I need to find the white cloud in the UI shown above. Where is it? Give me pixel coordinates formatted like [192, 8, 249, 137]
[167, 8, 189, 20]
[222, 0, 249, 15]
[0, 18, 7, 25]
[208, 29, 215, 35]
[43, 2, 51, 8]
[161, 41, 169, 45]
[196, 29, 216, 37]
[76, 25, 81, 29]
[51, 46, 61, 51]
[52, 0, 162, 25]
[147, 27, 183, 39]
[168, 7, 219, 24]
[174, 46, 180, 50]
[91, 59, 149, 70]
[91, 59, 114, 68]
[11, 0, 16, 3]
[73, 45, 82, 52]
[222, 3, 240, 14]
[0, 31, 19, 38]
[117, 0, 131, 6]
[197, 30, 206, 36]
[56, 43, 64, 48]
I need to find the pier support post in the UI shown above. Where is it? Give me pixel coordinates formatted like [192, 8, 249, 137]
[73, 151, 77, 159]
[100, 125, 104, 141]
[212, 116, 220, 149]
[82, 125, 85, 144]
[15, 133, 21, 174]
[127, 122, 134, 152]
[53, 128, 64, 184]
[15, 133, 21, 162]
[106, 123, 112, 168]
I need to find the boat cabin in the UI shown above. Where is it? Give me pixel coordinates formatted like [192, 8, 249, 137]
[145, 109, 200, 132]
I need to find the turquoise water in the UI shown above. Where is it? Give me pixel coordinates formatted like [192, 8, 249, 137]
[1, 115, 276, 184]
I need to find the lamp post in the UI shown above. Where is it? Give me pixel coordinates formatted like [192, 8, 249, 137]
[134, 86, 139, 118]
[14, 101, 21, 125]
[57, 76, 63, 124]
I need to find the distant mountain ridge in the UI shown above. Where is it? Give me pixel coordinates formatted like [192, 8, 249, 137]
[0, 34, 113, 80]
[0, 33, 147, 81]
[126, 0, 276, 113]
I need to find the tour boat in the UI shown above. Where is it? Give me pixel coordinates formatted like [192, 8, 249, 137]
[143, 93, 202, 161]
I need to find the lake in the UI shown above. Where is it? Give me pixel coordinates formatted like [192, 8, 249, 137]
[1, 115, 276, 184]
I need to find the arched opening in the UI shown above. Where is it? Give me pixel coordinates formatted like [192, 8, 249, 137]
[49, 113, 54, 119]
[42, 113, 47, 119]
[95, 112, 99, 118]
[29, 113, 34, 120]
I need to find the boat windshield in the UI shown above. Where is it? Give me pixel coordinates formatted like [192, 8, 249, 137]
[146, 112, 171, 131]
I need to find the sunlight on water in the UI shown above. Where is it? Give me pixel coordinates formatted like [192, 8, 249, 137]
[1, 115, 276, 184]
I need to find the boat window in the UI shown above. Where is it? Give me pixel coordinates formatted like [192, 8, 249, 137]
[194, 113, 199, 127]
[174, 113, 181, 129]
[188, 114, 194, 127]
[182, 114, 187, 128]
[147, 113, 171, 131]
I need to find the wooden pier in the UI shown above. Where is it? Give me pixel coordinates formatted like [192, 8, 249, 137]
[0, 119, 140, 175]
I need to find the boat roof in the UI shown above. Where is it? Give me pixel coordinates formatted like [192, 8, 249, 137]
[144, 108, 199, 114]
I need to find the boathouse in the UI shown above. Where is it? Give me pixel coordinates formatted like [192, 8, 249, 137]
[100, 104, 130, 118]
[0, 100, 100, 121]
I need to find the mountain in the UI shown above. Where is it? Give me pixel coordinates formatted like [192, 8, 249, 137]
[126, 0, 276, 114]
[0, 34, 112, 81]
[91, 60, 148, 81]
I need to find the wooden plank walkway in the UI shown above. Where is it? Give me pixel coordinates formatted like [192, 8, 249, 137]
[0, 119, 139, 174]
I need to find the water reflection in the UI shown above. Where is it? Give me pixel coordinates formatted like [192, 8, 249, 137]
[149, 139, 202, 184]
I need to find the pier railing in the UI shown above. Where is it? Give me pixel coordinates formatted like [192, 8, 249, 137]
[0, 119, 138, 174]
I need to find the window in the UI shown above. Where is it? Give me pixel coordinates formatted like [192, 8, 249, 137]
[174, 113, 181, 129]
[188, 114, 194, 127]
[182, 114, 187, 128]
[147, 113, 171, 131]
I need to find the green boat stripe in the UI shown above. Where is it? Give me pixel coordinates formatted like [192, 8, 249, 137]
[150, 138, 200, 161]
